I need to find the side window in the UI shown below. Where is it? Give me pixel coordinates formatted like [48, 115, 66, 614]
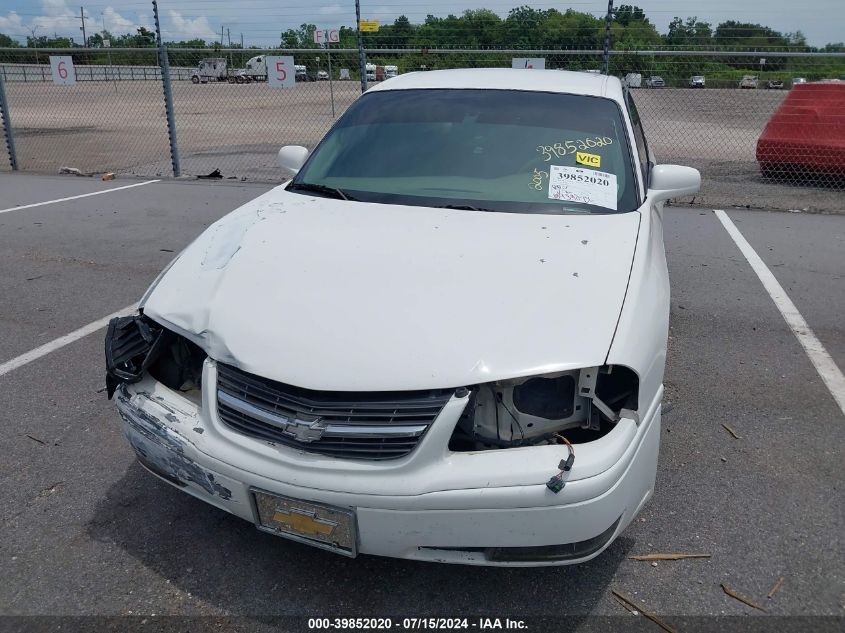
[626, 93, 651, 187]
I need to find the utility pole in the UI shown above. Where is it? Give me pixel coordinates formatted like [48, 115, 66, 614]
[603, 0, 614, 75]
[221, 25, 225, 48]
[79, 6, 87, 46]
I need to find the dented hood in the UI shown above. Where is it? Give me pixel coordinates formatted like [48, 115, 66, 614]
[143, 187, 640, 390]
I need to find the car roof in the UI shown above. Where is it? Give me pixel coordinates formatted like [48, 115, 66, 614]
[368, 68, 624, 104]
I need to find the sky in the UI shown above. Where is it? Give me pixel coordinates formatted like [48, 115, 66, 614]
[0, 0, 842, 47]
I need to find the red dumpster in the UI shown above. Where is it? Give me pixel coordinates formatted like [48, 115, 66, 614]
[756, 81, 845, 178]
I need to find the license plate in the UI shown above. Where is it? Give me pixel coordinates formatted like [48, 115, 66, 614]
[252, 490, 358, 557]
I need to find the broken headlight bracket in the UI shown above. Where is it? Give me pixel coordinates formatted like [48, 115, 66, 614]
[452, 365, 640, 452]
[577, 367, 619, 430]
[104, 313, 167, 399]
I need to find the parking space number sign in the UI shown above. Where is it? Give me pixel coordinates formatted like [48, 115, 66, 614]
[50, 55, 76, 85]
[266, 56, 295, 88]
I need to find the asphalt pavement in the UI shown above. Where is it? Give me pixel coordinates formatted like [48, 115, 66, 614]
[0, 173, 842, 631]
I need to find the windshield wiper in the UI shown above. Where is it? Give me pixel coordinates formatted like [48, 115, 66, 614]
[287, 182, 355, 201]
[437, 204, 495, 212]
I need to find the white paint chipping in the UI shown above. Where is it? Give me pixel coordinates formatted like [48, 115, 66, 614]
[0, 304, 137, 378]
[715, 209, 845, 417]
[0, 180, 160, 215]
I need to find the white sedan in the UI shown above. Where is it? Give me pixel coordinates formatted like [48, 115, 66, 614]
[106, 69, 699, 566]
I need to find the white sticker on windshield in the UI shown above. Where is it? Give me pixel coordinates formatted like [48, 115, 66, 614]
[548, 165, 617, 210]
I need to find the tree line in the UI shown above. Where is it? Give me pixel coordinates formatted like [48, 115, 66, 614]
[1, 5, 842, 53]
[281, 6, 841, 52]
[1, 5, 842, 84]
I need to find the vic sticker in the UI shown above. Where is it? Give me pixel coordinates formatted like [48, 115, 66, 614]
[548, 165, 617, 210]
[576, 152, 601, 168]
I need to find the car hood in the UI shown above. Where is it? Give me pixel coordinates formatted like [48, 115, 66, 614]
[143, 187, 641, 390]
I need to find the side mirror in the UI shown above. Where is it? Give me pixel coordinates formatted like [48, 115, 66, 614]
[647, 164, 700, 204]
[277, 145, 309, 175]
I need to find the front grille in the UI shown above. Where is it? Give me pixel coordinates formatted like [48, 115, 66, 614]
[216, 363, 453, 460]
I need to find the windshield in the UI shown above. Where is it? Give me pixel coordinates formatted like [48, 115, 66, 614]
[290, 88, 639, 214]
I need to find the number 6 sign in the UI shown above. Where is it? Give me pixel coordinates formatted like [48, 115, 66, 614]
[49, 55, 76, 85]
[266, 56, 295, 88]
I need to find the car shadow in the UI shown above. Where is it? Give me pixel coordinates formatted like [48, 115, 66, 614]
[88, 460, 632, 619]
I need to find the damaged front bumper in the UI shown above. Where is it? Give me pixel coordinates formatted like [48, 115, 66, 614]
[114, 360, 661, 567]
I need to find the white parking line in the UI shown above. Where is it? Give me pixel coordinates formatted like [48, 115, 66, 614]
[0, 180, 160, 215]
[0, 304, 137, 378]
[715, 209, 845, 417]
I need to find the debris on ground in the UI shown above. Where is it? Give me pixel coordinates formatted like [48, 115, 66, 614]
[767, 577, 785, 599]
[36, 482, 62, 499]
[59, 166, 89, 176]
[629, 553, 711, 561]
[101, 172, 115, 181]
[25, 434, 46, 445]
[721, 423, 741, 439]
[611, 590, 678, 633]
[196, 168, 223, 179]
[613, 593, 639, 615]
[721, 583, 767, 611]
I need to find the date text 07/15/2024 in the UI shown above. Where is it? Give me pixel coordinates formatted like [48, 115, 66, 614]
[307, 618, 528, 630]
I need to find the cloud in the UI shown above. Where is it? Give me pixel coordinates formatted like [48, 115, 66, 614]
[0, 11, 25, 37]
[0, 1, 214, 43]
[29, 0, 79, 38]
[164, 10, 215, 41]
[101, 7, 138, 35]
[0, 0, 93, 41]
[41, 0, 70, 17]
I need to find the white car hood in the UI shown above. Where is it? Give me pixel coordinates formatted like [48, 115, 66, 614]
[143, 187, 641, 390]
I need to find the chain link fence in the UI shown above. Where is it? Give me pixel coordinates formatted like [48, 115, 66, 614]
[1, 46, 843, 211]
[0, 48, 171, 177]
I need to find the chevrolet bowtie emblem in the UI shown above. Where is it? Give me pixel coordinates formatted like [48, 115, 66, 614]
[216, 391, 327, 442]
[272, 508, 337, 537]
[281, 417, 327, 442]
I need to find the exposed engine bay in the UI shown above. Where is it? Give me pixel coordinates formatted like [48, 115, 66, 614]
[451, 366, 639, 450]
[107, 315, 639, 458]
[105, 313, 205, 401]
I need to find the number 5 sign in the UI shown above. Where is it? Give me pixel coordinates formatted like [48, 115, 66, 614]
[49, 55, 76, 85]
[266, 56, 295, 88]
